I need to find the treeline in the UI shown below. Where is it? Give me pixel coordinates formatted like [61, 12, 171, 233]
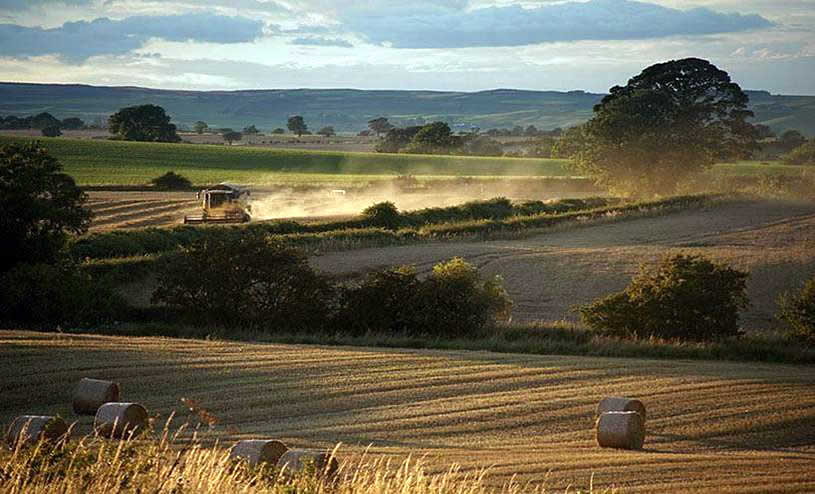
[0, 112, 87, 130]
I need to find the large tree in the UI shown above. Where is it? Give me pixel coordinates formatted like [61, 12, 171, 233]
[0, 142, 91, 272]
[573, 58, 756, 196]
[368, 117, 393, 136]
[108, 104, 181, 143]
[287, 115, 308, 137]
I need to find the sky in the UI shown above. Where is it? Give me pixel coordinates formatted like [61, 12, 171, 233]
[0, 0, 813, 94]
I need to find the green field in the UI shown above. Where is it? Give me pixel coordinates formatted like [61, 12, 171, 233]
[0, 136, 574, 185]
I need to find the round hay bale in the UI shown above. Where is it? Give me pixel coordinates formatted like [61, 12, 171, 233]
[6, 415, 69, 449]
[276, 449, 339, 478]
[596, 397, 646, 423]
[596, 411, 645, 450]
[94, 402, 148, 439]
[230, 439, 288, 466]
[73, 378, 120, 415]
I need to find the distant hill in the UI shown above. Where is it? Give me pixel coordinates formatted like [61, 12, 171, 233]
[0, 82, 813, 136]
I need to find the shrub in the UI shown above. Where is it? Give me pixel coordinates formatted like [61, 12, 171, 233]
[335, 257, 512, 338]
[362, 201, 401, 230]
[777, 276, 815, 343]
[0, 262, 129, 328]
[41, 125, 62, 137]
[578, 254, 749, 341]
[151, 232, 333, 330]
[151, 171, 192, 190]
[782, 140, 815, 166]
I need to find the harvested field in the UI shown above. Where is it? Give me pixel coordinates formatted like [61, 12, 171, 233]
[313, 199, 815, 332]
[86, 191, 199, 230]
[1, 330, 813, 493]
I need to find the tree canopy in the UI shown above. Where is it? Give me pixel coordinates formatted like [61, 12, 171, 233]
[193, 121, 208, 134]
[572, 58, 756, 196]
[108, 104, 181, 143]
[368, 117, 393, 136]
[317, 126, 336, 137]
[0, 142, 91, 272]
[287, 115, 308, 137]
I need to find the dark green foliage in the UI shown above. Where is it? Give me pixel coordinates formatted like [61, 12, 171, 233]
[376, 125, 423, 153]
[287, 115, 308, 137]
[782, 140, 815, 166]
[108, 104, 181, 143]
[151, 171, 192, 190]
[362, 201, 402, 230]
[41, 125, 62, 137]
[30, 112, 62, 129]
[0, 142, 91, 271]
[271, 128, 285, 134]
[579, 254, 749, 341]
[317, 126, 336, 137]
[0, 262, 128, 328]
[777, 276, 815, 343]
[335, 258, 512, 338]
[778, 130, 806, 151]
[223, 131, 242, 144]
[61, 117, 85, 130]
[151, 232, 333, 329]
[461, 135, 503, 156]
[193, 121, 208, 134]
[405, 122, 455, 154]
[574, 58, 756, 196]
[242, 125, 259, 135]
[368, 117, 393, 136]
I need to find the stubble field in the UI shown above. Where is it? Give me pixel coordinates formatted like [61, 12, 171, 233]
[1, 330, 813, 493]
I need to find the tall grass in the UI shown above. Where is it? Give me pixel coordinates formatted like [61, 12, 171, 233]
[0, 422, 606, 494]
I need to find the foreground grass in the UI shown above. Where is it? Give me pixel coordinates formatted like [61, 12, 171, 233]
[1, 429, 575, 494]
[0, 136, 573, 185]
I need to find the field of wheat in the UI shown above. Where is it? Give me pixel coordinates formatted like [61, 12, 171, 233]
[2, 330, 813, 493]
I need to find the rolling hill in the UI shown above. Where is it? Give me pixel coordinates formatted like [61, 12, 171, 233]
[1, 82, 813, 135]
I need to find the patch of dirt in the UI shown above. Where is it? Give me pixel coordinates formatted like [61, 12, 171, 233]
[312, 200, 815, 332]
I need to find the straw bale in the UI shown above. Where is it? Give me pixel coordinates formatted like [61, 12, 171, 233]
[94, 402, 148, 438]
[230, 440, 288, 466]
[73, 378, 120, 415]
[596, 411, 645, 450]
[5, 415, 69, 449]
[276, 449, 339, 478]
[596, 396, 646, 423]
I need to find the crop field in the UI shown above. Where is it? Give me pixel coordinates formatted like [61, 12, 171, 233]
[1, 330, 813, 493]
[0, 136, 574, 185]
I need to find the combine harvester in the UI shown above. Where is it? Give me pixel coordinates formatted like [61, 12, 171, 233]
[183, 183, 251, 224]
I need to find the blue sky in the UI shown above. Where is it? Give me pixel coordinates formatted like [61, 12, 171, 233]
[0, 0, 813, 94]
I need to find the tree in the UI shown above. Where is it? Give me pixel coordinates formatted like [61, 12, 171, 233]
[41, 125, 62, 137]
[524, 125, 539, 137]
[243, 124, 259, 135]
[271, 128, 285, 134]
[573, 58, 756, 196]
[222, 130, 242, 145]
[779, 129, 806, 151]
[30, 112, 61, 130]
[406, 121, 454, 153]
[317, 126, 336, 137]
[287, 115, 308, 137]
[375, 126, 423, 153]
[108, 104, 181, 143]
[61, 117, 85, 130]
[368, 117, 393, 136]
[193, 121, 208, 134]
[0, 142, 91, 272]
[783, 139, 815, 166]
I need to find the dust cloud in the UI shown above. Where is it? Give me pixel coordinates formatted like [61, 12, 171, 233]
[248, 179, 597, 221]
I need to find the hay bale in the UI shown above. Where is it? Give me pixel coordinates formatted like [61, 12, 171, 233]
[276, 449, 339, 478]
[6, 415, 69, 449]
[596, 397, 646, 423]
[596, 411, 645, 450]
[73, 378, 120, 415]
[230, 440, 288, 466]
[94, 402, 148, 438]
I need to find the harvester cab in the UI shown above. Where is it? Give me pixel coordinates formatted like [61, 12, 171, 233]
[183, 183, 251, 224]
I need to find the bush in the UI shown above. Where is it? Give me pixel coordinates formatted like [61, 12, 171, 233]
[0, 262, 129, 328]
[151, 171, 192, 190]
[151, 232, 333, 330]
[41, 125, 62, 137]
[362, 201, 401, 230]
[782, 140, 815, 166]
[777, 276, 815, 343]
[578, 254, 749, 341]
[335, 257, 512, 338]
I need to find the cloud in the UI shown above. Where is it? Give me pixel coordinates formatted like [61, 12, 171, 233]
[291, 37, 353, 48]
[0, 12, 265, 61]
[0, 0, 93, 9]
[343, 0, 774, 48]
